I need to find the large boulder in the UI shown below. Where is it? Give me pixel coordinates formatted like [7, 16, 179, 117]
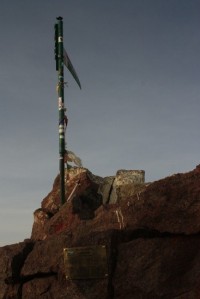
[41, 167, 103, 215]
[98, 170, 145, 204]
[22, 230, 118, 299]
[0, 240, 34, 299]
[109, 169, 145, 203]
[32, 167, 103, 240]
[119, 164, 200, 234]
[114, 235, 200, 299]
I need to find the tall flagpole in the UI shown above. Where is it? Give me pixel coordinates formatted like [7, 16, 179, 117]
[55, 16, 66, 205]
[54, 17, 81, 206]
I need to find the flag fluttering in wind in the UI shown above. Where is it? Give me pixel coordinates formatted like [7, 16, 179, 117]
[63, 48, 81, 89]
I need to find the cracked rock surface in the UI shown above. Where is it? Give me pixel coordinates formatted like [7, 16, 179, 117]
[1, 165, 200, 298]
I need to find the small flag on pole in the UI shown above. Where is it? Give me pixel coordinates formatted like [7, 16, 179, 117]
[63, 48, 81, 89]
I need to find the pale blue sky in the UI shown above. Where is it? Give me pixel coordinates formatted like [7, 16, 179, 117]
[0, 0, 200, 245]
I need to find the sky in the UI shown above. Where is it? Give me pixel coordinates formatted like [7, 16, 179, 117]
[0, 0, 200, 246]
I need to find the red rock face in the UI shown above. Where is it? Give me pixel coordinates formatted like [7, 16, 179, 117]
[32, 168, 103, 241]
[0, 240, 34, 299]
[114, 236, 200, 299]
[1, 165, 200, 299]
[122, 164, 200, 234]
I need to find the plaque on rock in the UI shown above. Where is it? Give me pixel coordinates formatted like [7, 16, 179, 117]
[63, 245, 108, 279]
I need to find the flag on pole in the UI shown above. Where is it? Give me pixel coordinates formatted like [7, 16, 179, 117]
[63, 48, 81, 89]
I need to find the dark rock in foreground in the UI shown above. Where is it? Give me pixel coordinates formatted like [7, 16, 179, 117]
[1, 165, 200, 299]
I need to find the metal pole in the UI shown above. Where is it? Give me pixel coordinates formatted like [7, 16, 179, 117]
[55, 17, 66, 205]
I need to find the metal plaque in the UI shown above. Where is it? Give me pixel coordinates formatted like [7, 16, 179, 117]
[63, 245, 108, 280]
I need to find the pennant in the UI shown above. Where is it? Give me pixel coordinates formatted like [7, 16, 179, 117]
[63, 48, 81, 89]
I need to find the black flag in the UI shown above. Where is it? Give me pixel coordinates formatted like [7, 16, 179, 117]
[63, 48, 81, 89]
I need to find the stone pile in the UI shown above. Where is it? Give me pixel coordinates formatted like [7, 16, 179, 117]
[1, 165, 200, 298]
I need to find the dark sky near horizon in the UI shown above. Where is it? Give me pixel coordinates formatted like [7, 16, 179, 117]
[0, 0, 200, 245]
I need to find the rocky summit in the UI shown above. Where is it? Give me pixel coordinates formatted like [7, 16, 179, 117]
[1, 165, 200, 299]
